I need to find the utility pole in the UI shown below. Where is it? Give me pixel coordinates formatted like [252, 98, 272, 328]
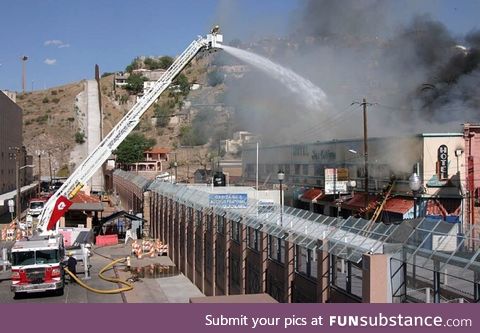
[352, 98, 374, 215]
[363, 98, 369, 212]
[9, 147, 21, 222]
[48, 151, 53, 189]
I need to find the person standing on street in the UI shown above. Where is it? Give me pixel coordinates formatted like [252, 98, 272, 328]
[66, 252, 77, 283]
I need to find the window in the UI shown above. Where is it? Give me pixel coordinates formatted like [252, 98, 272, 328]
[195, 211, 202, 227]
[302, 164, 309, 175]
[268, 235, 284, 263]
[206, 214, 213, 231]
[294, 164, 301, 175]
[247, 227, 259, 251]
[314, 164, 324, 175]
[284, 164, 291, 175]
[217, 215, 225, 234]
[230, 253, 241, 288]
[187, 208, 194, 224]
[296, 246, 317, 279]
[231, 221, 240, 242]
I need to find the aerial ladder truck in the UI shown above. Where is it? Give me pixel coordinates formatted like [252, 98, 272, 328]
[9, 28, 223, 297]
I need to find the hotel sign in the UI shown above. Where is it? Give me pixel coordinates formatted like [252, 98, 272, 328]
[437, 145, 448, 180]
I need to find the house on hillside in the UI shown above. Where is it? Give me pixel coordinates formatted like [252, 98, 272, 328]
[114, 72, 130, 87]
[120, 147, 171, 178]
[222, 131, 257, 155]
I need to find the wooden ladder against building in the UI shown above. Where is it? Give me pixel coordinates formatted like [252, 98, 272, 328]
[365, 180, 396, 234]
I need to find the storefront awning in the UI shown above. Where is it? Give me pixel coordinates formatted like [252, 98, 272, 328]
[383, 197, 414, 214]
[342, 192, 379, 210]
[299, 188, 325, 203]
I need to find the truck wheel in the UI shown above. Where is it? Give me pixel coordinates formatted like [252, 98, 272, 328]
[54, 287, 64, 296]
[13, 292, 24, 299]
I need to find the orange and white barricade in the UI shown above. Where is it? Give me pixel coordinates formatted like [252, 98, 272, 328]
[6, 229, 15, 241]
[142, 240, 155, 258]
[131, 240, 141, 258]
[1, 228, 6, 241]
[155, 240, 168, 256]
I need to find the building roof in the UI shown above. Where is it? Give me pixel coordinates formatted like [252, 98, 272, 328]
[300, 188, 325, 203]
[383, 197, 413, 214]
[342, 192, 379, 210]
[145, 147, 171, 154]
[70, 192, 103, 211]
[100, 210, 145, 224]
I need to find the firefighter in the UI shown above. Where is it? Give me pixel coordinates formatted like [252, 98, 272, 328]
[66, 252, 77, 283]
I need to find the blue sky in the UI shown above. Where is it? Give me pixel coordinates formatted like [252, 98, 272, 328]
[0, 0, 479, 92]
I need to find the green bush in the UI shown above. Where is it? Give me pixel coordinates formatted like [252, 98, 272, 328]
[114, 133, 156, 164]
[125, 74, 147, 94]
[52, 98, 60, 104]
[154, 104, 174, 127]
[42, 97, 49, 103]
[75, 131, 85, 144]
[51, 90, 58, 95]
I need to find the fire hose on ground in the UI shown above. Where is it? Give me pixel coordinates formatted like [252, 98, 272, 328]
[64, 257, 133, 294]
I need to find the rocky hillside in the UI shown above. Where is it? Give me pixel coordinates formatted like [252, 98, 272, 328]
[18, 50, 235, 179]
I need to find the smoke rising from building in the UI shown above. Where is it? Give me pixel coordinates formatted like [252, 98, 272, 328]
[215, 0, 480, 145]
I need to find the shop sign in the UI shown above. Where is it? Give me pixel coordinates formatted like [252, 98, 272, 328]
[209, 193, 248, 209]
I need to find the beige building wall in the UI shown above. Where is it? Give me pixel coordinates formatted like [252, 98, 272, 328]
[422, 134, 465, 196]
[0, 92, 23, 195]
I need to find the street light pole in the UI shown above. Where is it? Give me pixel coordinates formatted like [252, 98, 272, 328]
[35, 150, 44, 195]
[409, 171, 422, 219]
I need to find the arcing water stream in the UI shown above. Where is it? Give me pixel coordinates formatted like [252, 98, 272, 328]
[221, 44, 328, 110]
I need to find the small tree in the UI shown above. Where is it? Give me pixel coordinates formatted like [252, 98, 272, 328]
[75, 132, 85, 144]
[173, 73, 189, 95]
[159, 56, 174, 69]
[154, 104, 173, 127]
[114, 133, 156, 164]
[144, 57, 161, 70]
[126, 74, 147, 94]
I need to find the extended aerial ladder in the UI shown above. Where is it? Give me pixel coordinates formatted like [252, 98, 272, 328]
[37, 28, 223, 235]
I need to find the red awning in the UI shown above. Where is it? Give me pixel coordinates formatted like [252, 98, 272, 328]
[300, 188, 325, 203]
[342, 192, 379, 210]
[71, 192, 101, 204]
[383, 197, 413, 214]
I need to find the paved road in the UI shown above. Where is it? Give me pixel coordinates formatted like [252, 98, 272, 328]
[0, 242, 204, 303]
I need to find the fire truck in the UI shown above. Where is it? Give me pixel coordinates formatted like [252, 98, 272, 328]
[9, 27, 223, 297]
[11, 234, 65, 296]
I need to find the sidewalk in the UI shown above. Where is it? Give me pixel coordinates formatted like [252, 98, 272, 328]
[89, 242, 204, 303]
